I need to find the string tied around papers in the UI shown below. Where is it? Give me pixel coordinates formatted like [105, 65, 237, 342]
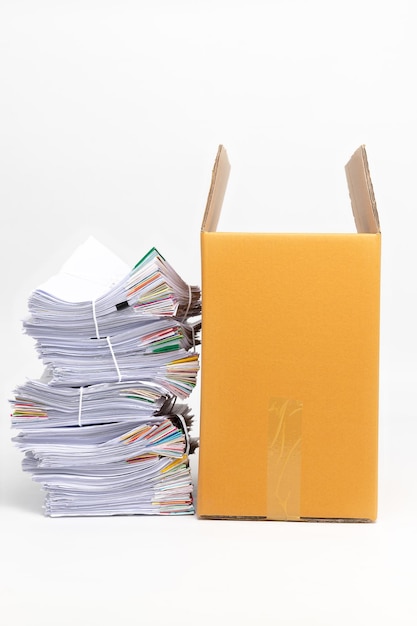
[191, 325, 196, 354]
[78, 386, 83, 427]
[106, 336, 122, 382]
[92, 300, 100, 339]
[174, 413, 190, 456]
[92, 300, 123, 381]
[182, 284, 192, 322]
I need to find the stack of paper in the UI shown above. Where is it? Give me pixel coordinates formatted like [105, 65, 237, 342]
[10, 238, 200, 516]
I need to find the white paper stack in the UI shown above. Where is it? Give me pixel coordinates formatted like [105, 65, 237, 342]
[11, 238, 200, 517]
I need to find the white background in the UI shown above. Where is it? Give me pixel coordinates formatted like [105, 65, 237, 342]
[1, 1, 416, 624]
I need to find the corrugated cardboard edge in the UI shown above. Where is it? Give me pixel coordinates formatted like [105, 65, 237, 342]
[345, 145, 381, 234]
[201, 145, 231, 233]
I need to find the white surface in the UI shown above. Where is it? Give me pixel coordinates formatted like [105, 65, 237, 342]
[1, 2, 416, 624]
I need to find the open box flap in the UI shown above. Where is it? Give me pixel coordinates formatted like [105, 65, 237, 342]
[201, 145, 230, 233]
[202, 144, 380, 235]
[345, 145, 381, 234]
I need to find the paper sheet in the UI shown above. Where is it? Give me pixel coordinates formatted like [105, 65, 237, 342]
[37, 236, 130, 302]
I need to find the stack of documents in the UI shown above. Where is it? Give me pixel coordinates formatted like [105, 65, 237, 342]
[11, 237, 200, 516]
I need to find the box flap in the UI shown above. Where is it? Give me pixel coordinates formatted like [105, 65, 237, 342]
[345, 145, 380, 234]
[201, 145, 230, 233]
[203, 144, 380, 234]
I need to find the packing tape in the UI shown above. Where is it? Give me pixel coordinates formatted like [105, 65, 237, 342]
[267, 398, 303, 520]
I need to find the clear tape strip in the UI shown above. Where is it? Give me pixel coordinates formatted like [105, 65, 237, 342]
[267, 398, 302, 520]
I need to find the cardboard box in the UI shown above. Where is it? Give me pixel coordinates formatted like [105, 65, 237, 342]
[198, 145, 381, 521]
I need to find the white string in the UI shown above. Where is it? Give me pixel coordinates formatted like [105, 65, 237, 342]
[191, 324, 196, 354]
[92, 300, 100, 339]
[78, 386, 83, 427]
[176, 413, 190, 456]
[106, 336, 122, 382]
[182, 284, 192, 321]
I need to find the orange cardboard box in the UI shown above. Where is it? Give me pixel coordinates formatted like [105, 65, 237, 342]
[198, 145, 381, 521]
